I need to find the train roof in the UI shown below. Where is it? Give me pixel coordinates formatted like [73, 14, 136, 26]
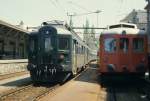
[102, 23, 146, 35]
[30, 20, 90, 48]
[43, 20, 89, 47]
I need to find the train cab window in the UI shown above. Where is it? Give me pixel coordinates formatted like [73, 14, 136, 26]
[45, 37, 53, 52]
[133, 38, 144, 52]
[104, 38, 116, 52]
[58, 38, 69, 50]
[30, 40, 35, 52]
[29, 36, 38, 53]
[119, 38, 129, 52]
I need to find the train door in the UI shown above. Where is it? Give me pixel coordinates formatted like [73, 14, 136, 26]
[118, 37, 130, 72]
[131, 37, 147, 73]
[72, 40, 77, 74]
[28, 34, 38, 65]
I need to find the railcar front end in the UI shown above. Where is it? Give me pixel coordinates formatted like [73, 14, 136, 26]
[99, 34, 148, 77]
[27, 25, 72, 83]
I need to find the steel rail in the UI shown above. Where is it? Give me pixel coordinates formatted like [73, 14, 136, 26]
[0, 84, 32, 100]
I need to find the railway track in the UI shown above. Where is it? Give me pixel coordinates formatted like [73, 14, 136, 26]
[105, 78, 150, 101]
[0, 71, 29, 80]
[0, 65, 88, 101]
[0, 84, 59, 101]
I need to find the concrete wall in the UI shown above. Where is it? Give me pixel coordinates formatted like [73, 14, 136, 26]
[0, 59, 28, 75]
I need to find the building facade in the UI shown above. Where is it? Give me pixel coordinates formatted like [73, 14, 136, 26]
[120, 9, 147, 31]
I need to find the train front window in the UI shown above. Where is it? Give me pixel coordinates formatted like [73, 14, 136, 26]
[58, 38, 69, 50]
[45, 37, 53, 52]
[133, 38, 144, 52]
[29, 37, 37, 53]
[104, 38, 116, 52]
[119, 38, 129, 52]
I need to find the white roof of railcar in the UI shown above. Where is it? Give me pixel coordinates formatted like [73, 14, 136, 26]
[51, 24, 72, 35]
[102, 23, 146, 34]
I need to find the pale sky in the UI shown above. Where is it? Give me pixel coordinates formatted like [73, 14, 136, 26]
[0, 0, 147, 29]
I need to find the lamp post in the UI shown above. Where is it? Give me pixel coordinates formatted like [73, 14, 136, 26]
[94, 10, 102, 27]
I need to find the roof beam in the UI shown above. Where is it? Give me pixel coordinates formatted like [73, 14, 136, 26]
[72, 27, 107, 29]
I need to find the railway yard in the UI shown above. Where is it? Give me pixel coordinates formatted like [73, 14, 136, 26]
[0, 62, 149, 101]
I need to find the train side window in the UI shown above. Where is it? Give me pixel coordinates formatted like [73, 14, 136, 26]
[82, 46, 84, 54]
[73, 40, 76, 51]
[58, 38, 69, 50]
[119, 38, 129, 52]
[75, 42, 78, 53]
[133, 38, 144, 52]
[104, 38, 116, 52]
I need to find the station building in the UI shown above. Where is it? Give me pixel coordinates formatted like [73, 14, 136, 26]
[120, 9, 147, 31]
[0, 20, 29, 74]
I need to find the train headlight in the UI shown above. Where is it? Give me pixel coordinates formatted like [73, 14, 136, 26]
[59, 54, 65, 60]
[107, 64, 115, 72]
[58, 54, 65, 63]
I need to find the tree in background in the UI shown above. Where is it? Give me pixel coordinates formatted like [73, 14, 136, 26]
[83, 19, 90, 45]
[83, 19, 90, 34]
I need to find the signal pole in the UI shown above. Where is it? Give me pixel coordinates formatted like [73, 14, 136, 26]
[145, 0, 150, 79]
[67, 13, 75, 27]
[67, 10, 102, 28]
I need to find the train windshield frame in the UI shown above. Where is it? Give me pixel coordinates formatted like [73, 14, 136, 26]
[119, 38, 129, 53]
[29, 36, 37, 53]
[58, 37, 70, 50]
[104, 38, 117, 53]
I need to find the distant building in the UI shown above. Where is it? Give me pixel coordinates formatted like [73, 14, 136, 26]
[120, 9, 147, 31]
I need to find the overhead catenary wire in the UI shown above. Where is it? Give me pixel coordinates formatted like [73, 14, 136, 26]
[67, 1, 92, 12]
[49, 0, 57, 7]
[48, 0, 67, 18]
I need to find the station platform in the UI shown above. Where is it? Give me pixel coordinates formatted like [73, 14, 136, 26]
[39, 65, 106, 101]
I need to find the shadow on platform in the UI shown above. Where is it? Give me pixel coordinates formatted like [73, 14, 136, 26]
[1, 77, 32, 87]
[74, 66, 99, 84]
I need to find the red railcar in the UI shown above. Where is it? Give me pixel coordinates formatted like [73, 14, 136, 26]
[99, 23, 148, 77]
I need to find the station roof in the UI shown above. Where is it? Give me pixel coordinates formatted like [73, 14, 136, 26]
[0, 20, 29, 36]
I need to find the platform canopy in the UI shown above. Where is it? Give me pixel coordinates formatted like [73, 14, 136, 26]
[0, 20, 29, 59]
[0, 20, 29, 38]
